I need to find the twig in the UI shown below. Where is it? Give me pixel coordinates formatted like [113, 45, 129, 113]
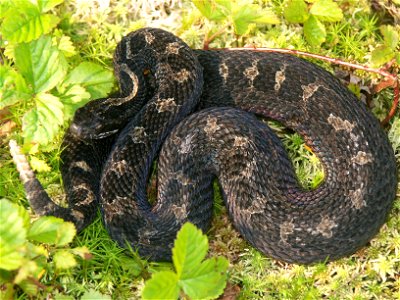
[203, 27, 228, 50]
[211, 46, 399, 125]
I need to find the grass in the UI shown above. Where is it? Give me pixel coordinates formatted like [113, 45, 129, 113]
[1, 0, 399, 299]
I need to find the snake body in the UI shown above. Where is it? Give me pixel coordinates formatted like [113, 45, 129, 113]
[14, 28, 397, 263]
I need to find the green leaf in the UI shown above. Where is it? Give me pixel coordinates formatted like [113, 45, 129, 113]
[14, 35, 67, 93]
[179, 257, 228, 300]
[371, 46, 394, 67]
[53, 250, 77, 269]
[27, 216, 76, 246]
[192, 0, 228, 21]
[253, 8, 280, 25]
[142, 271, 179, 300]
[380, 25, 399, 50]
[81, 290, 112, 300]
[284, 0, 309, 24]
[304, 15, 326, 47]
[37, 0, 65, 13]
[29, 156, 51, 172]
[0, 2, 60, 43]
[172, 223, 208, 278]
[309, 0, 343, 22]
[14, 261, 38, 284]
[232, 4, 279, 35]
[59, 84, 91, 120]
[22, 93, 64, 145]
[0, 65, 31, 110]
[0, 199, 30, 270]
[54, 35, 77, 57]
[63, 62, 114, 99]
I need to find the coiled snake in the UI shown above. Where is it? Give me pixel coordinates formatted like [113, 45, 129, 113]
[12, 28, 397, 264]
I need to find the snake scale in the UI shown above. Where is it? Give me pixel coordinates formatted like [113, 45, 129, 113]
[13, 28, 397, 264]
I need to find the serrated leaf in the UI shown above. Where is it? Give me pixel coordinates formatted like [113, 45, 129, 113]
[380, 25, 399, 50]
[27, 216, 76, 246]
[29, 156, 51, 172]
[304, 15, 326, 47]
[371, 46, 394, 67]
[172, 223, 208, 278]
[15, 35, 67, 93]
[0, 199, 29, 270]
[310, 0, 343, 22]
[1, 2, 60, 43]
[37, 0, 65, 13]
[284, 0, 309, 24]
[53, 250, 77, 269]
[192, 0, 228, 21]
[22, 93, 64, 145]
[232, 4, 279, 35]
[54, 35, 77, 57]
[142, 271, 179, 300]
[63, 62, 114, 99]
[71, 246, 92, 260]
[179, 257, 228, 300]
[0, 65, 31, 110]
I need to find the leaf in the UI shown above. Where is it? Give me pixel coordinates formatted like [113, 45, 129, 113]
[29, 156, 51, 172]
[232, 4, 278, 35]
[179, 257, 229, 300]
[380, 25, 399, 50]
[304, 15, 326, 47]
[253, 8, 280, 25]
[81, 290, 112, 300]
[192, 0, 228, 21]
[54, 35, 77, 57]
[27, 216, 76, 246]
[0, 199, 30, 270]
[284, 0, 309, 24]
[63, 62, 114, 99]
[37, 0, 65, 13]
[371, 46, 394, 67]
[309, 0, 343, 22]
[172, 223, 208, 278]
[53, 250, 77, 269]
[14, 35, 68, 93]
[0, 2, 60, 43]
[14, 261, 38, 284]
[142, 271, 180, 300]
[59, 84, 91, 120]
[22, 93, 64, 145]
[0, 65, 31, 110]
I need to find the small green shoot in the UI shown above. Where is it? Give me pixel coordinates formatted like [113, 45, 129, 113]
[142, 222, 229, 300]
[284, 0, 343, 47]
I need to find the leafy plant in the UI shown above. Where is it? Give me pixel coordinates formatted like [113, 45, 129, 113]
[192, 0, 279, 41]
[0, 0, 114, 148]
[0, 199, 91, 298]
[142, 222, 229, 300]
[370, 25, 400, 67]
[283, 0, 343, 47]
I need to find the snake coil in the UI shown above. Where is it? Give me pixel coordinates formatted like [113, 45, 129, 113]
[12, 28, 397, 263]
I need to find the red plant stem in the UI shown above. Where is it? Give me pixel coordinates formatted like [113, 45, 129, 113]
[211, 46, 399, 125]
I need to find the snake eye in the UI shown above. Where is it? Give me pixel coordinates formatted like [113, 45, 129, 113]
[143, 69, 150, 76]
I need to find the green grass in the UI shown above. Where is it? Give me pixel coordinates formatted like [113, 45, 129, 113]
[1, 0, 399, 299]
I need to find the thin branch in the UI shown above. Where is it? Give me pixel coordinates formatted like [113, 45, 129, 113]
[210, 46, 399, 125]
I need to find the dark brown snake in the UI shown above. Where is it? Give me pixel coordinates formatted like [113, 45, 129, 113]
[12, 28, 397, 264]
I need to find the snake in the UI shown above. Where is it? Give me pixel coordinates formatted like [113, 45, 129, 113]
[11, 27, 397, 264]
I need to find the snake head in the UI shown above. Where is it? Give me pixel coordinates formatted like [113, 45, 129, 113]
[68, 62, 152, 140]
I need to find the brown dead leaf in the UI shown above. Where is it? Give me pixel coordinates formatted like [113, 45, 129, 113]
[219, 282, 241, 300]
